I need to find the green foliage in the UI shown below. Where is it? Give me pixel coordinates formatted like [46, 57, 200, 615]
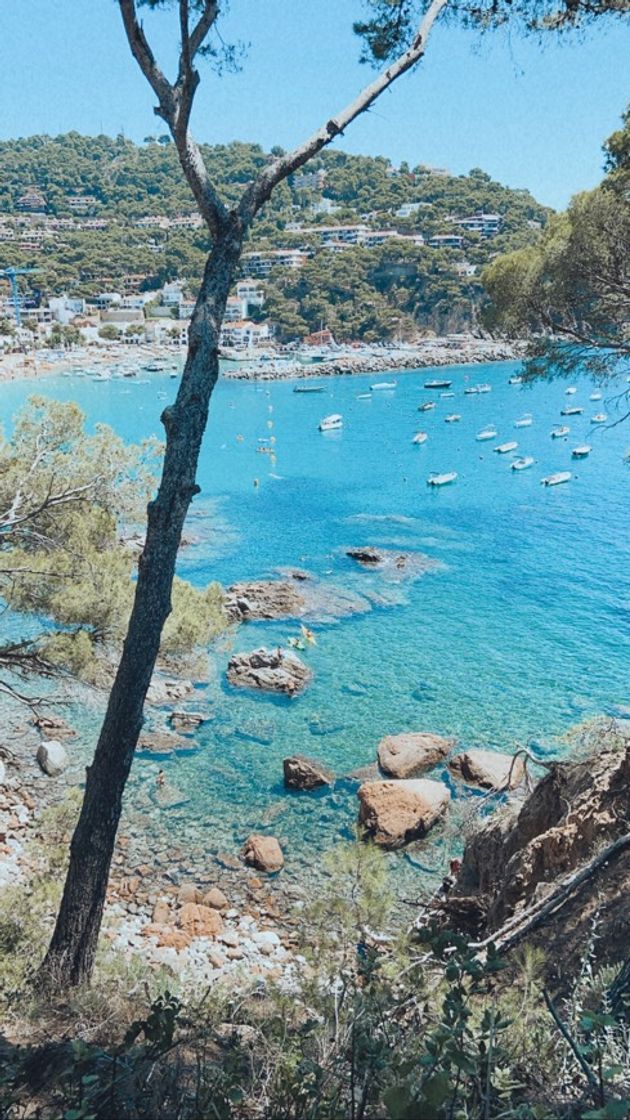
[0, 397, 227, 685]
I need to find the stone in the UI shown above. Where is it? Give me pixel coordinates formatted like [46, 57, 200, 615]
[224, 580, 306, 623]
[138, 729, 188, 756]
[156, 929, 191, 950]
[204, 887, 229, 911]
[208, 948, 227, 968]
[219, 929, 240, 947]
[168, 711, 207, 733]
[146, 677, 194, 706]
[346, 547, 382, 565]
[36, 739, 68, 777]
[226, 946, 244, 960]
[283, 754, 334, 791]
[242, 834, 285, 873]
[152, 898, 171, 924]
[377, 732, 454, 779]
[227, 648, 312, 695]
[357, 779, 450, 849]
[177, 883, 203, 904]
[448, 750, 525, 791]
[0, 760, 5, 785]
[178, 902, 223, 938]
[33, 713, 76, 738]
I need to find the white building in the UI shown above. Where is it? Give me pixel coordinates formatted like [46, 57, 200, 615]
[242, 249, 307, 277]
[450, 212, 503, 238]
[219, 319, 271, 348]
[236, 278, 265, 311]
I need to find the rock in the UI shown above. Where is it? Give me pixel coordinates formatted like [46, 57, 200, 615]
[448, 750, 525, 791]
[224, 580, 306, 622]
[226, 946, 244, 960]
[347, 547, 382, 565]
[177, 883, 203, 904]
[36, 739, 68, 777]
[146, 677, 194, 706]
[204, 887, 228, 911]
[138, 729, 188, 755]
[307, 715, 346, 737]
[150, 782, 190, 810]
[377, 732, 454, 779]
[219, 929, 240, 948]
[227, 648, 312, 695]
[152, 898, 171, 924]
[234, 718, 276, 745]
[168, 711, 208, 733]
[283, 755, 334, 791]
[178, 902, 223, 938]
[156, 929, 191, 950]
[242, 834, 285, 873]
[0, 760, 5, 785]
[357, 779, 450, 848]
[344, 763, 380, 784]
[441, 740, 630, 983]
[33, 713, 75, 738]
[208, 948, 227, 968]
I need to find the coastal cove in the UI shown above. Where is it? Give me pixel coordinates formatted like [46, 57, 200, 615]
[1, 357, 628, 894]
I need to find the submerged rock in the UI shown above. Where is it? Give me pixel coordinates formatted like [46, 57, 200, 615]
[448, 749, 525, 791]
[378, 732, 454, 779]
[358, 779, 450, 848]
[168, 711, 208, 733]
[36, 739, 68, 777]
[242, 833, 285, 872]
[147, 677, 194, 706]
[283, 755, 334, 791]
[227, 647, 312, 694]
[33, 713, 76, 739]
[346, 547, 443, 581]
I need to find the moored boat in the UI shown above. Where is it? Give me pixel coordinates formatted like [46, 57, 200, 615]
[412, 431, 428, 444]
[591, 413, 607, 424]
[511, 456, 535, 470]
[542, 471, 572, 486]
[476, 426, 497, 441]
[508, 375, 523, 385]
[572, 446, 592, 459]
[514, 414, 533, 428]
[319, 413, 343, 432]
[418, 401, 436, 412]
[561, 406, 584, 416]
[565, 386, 577, 395]
[444, 414, 461, 423]
[424, 378, 452, 389]
[294, 384, 324, 393]
[371, 380, 397, 390]
[551, 425, 570, 438]
[494, 441, 518, 453]
[427, 471, 457, 487]
[590, 391, 602, 401]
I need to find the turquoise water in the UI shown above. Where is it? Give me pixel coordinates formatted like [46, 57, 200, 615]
[2, 361, 629, 881]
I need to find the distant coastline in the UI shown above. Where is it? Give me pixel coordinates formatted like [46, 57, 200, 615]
[221, 338, 528, 382]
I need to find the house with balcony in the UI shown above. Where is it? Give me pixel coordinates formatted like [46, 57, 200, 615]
[219, 319, 271, 348]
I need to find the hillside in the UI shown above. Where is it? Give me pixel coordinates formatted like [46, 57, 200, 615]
[0, 133, 551, 338]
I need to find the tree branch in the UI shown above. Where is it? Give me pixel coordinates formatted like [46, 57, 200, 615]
[238, 0, 449, 221]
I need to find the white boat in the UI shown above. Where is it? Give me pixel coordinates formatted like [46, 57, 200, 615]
[427, 471, 458, 487]
[476, 427, 497, 441]
[477, 383, 492, 393]
[440, 391, 455, 398]
[572, 446, 592, 459]
[319, 413, 343, 432]
[551, 426, 570, 438]
[542, 471, 572, 486]
[514, 415, 533, 428]
[565, 386, 577, 395]
[589, 391, 602, 401]
[508, 376, 523, 385]
[445, 414, 461, 423]
[511, 456, 535, 470]
[561, 406, 583, 416]
[371, 380, 397, 390]
[170, 371, 179, 379]
[356, 393, 372, 400]
[412, 431, 428, 444]
[91, 372, 111, 382]
[424, 378, 452, 389]
[591, 413, 607, 424]
[293, 384, 324, 393]
[418, 402, 436, 412]
[494, 441, 518, 453]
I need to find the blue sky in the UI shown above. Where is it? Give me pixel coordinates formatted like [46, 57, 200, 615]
[1, 1, 628, 209]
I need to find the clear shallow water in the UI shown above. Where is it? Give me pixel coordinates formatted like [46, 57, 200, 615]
[2, 361, 629, 882]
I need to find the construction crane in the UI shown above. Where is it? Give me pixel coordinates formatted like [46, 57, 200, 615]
[0, 266, 40, 328]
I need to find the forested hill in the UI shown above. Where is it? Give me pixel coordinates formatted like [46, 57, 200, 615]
[0, 133, 551, 337]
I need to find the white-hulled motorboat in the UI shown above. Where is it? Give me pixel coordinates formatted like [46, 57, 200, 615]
[427, 471, 457, 487]
[542, 471, 572, 486]
[319, 413, 343, 432]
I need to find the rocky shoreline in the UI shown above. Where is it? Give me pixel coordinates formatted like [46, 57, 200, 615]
[222, 338, 527, 382]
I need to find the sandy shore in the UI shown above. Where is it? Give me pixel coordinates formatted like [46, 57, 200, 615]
[0, 342, 181, 383]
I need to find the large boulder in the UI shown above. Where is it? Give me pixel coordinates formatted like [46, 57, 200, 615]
[242, 833, 284, 872]
[177, 902, 223, 938]
[448, 749, 525, 791]
[36, 739, 68, 777]
[224, 580, 306, 622]
[378, 732, 454, 779]
[0, 759, 5, 785]
[227, 648, 312, 695]
[283, 754, 334, 791]
[358, 779, 450, 848]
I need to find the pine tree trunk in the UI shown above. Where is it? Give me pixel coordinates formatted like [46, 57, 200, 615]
[39, 223, 243, 987]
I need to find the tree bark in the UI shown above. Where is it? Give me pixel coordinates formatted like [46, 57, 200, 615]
[39, 220, 243, 986]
